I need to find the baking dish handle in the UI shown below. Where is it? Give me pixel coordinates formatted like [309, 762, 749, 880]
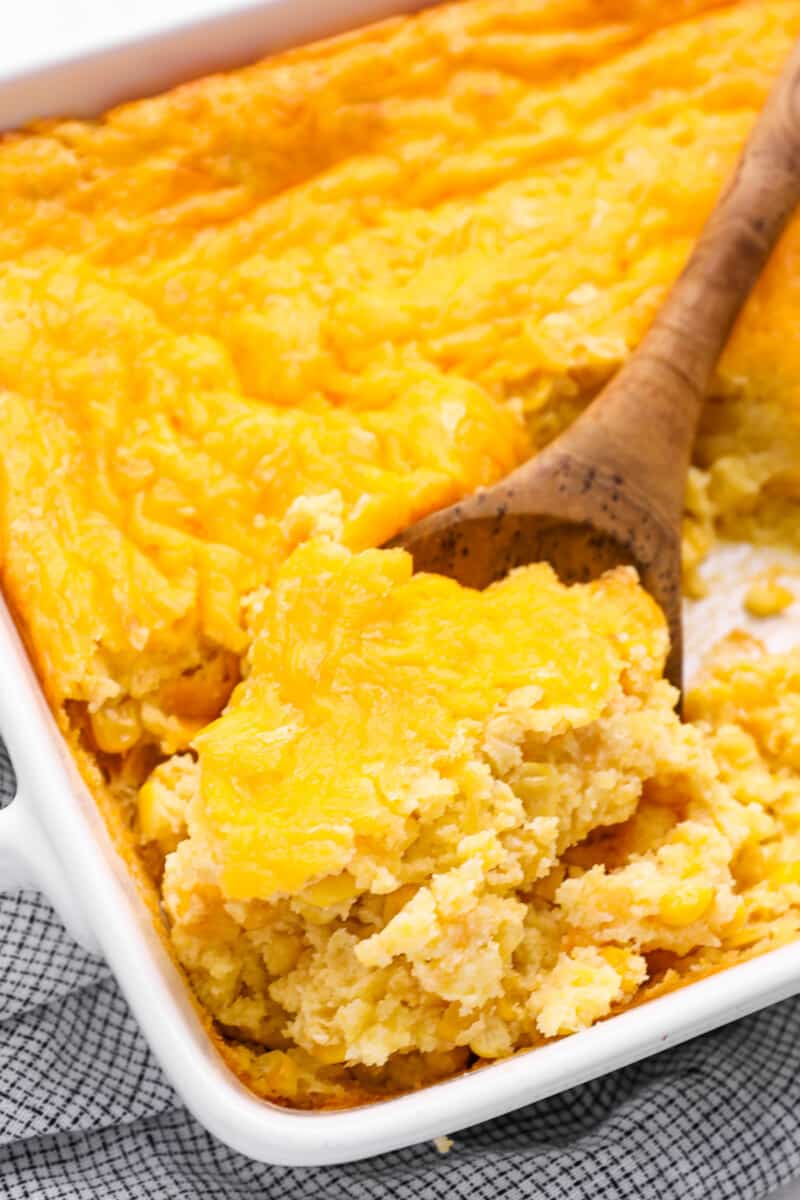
[0, 793, 101, 953]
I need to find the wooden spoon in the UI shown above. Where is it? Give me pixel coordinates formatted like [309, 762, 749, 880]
[390, 39, 800, 694]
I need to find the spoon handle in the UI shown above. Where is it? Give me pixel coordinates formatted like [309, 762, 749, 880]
[567, 36, 800, 519]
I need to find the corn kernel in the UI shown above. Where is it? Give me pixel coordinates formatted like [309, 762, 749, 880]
[769, 862, 800, 886]
[136, 777, 164, 843]
[309, 1041, 348, 1065]
[744, 578, 794, 619]
[303, 874, 358, 908]
[90, 700, 142, 754]
[658, 883, 714, 927]
[599, 946, 629, 972]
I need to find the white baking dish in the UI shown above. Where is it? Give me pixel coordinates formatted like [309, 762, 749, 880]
[3, 0, 800, 1167]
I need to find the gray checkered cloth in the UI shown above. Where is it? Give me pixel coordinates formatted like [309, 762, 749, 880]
[2, 741, 799, 1199]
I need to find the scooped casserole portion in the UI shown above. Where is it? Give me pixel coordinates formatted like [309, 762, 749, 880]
[1, 0, 800, 1106]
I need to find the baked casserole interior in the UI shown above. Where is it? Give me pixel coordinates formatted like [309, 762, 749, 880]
[2, 0, 800, 1107]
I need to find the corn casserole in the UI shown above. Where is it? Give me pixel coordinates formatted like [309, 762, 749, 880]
[2, 0, 800, 1107]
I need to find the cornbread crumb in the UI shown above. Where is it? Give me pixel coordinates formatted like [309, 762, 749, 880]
[434, 1136, 454, 1155]
[137, 754, 199, 855]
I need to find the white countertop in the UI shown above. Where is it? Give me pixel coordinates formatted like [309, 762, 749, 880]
[3, 3, 800, 1195]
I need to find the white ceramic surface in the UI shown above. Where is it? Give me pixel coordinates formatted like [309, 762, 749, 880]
[2, 1, 800, 1166]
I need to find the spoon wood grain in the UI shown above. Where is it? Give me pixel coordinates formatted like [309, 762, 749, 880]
[391, 37, 800, 694]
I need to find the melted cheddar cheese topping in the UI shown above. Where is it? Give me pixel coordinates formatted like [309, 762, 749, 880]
[193, 543, 665, 900]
